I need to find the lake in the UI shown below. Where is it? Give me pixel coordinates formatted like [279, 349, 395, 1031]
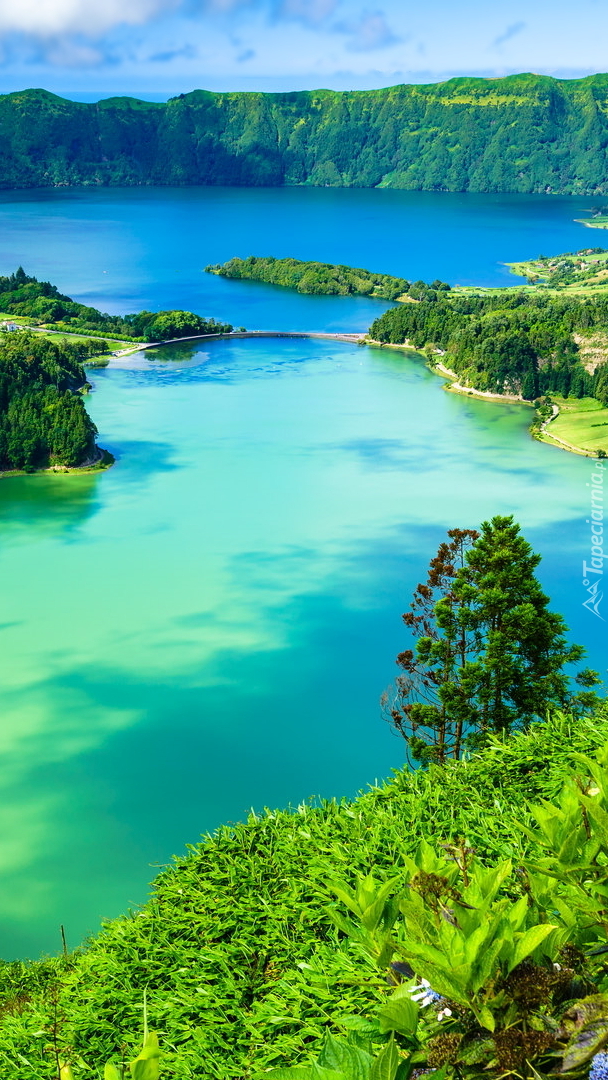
[0, 186, 606, 959]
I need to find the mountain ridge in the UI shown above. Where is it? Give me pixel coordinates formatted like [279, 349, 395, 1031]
[4, 74, 608, 192]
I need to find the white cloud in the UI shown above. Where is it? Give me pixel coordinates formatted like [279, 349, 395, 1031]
[0, 0, 343, 43]
[0, 0, 179, 37]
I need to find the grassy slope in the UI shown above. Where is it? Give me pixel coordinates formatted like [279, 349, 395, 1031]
[0, 713, 605, 1079]
[543, 395, 608, 453]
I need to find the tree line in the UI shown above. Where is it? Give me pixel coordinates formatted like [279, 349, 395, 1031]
[207, 255, 451, 301]
[369, 288, 608, 401]
[0, 268, 233, 342]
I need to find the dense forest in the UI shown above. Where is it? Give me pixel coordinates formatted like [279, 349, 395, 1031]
[0, 332, 99, 470]
[369, 289, 608, 401]
[207, 256, 441, 299]
[0, 267, 233, 341]
[7, 75, 608, 193]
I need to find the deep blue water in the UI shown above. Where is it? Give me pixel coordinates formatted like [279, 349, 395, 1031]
[0, 186, 606, 330]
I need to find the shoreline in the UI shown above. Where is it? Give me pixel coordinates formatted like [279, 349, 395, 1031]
[365, 339, 531, 404]
[432, 360, 530, 404]
[364, 338, 606, 457]
[5, 331, 600, 475]
[0, 446, 114, 480]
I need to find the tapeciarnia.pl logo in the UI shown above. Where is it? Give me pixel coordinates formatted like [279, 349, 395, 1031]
[583, 461, 606, 620]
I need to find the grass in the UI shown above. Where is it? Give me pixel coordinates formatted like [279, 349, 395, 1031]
[543, 395, 608, 454]
[0, 713, 605, 1079]
[577, 215, 608, 229]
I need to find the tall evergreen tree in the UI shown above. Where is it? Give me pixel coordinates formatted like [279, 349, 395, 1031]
[385, 515, 592, 764]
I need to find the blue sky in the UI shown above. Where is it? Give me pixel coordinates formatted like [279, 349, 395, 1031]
[0, 0, 607, 98]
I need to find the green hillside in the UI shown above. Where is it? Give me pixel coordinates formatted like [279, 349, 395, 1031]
[0, 712, 606, 1078]
[6, 75, 608, 192]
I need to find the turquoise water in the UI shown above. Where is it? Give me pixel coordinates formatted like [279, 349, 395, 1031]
[0, 187, 606, 958]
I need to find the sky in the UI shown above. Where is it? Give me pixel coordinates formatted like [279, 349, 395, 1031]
[0, 0, 607, 99]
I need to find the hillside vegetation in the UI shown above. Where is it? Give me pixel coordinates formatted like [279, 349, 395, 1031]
[0, 713, 606, 1078]
[369, 289, 608, 403]
[6, 75, 608, 192]
[0, 331, 100, 470]
[0, 267, 232, 343]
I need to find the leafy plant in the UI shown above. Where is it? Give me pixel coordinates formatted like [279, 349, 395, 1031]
[58, 1018, 160, 1080]
[314, 746, 608, 1079]
[2, 713, 607, 1078]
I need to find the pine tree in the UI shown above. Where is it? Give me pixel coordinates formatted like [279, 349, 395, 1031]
[462, 515, 584, 737]
[385, 515, 592, 764]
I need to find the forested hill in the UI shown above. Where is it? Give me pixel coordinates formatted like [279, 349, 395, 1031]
[207, 255, 443, 300]
[0, 333, 99, 471]
[7, 74, 608, 193]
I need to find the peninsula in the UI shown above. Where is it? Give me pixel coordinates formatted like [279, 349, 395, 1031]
[206, 255, 425, 300]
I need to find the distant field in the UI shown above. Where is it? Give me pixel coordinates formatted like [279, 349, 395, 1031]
[578, 215, 608, 229]
[545, 396, 608, 454]
[0, 317, 132, 356]
[507, 249, 608, 293]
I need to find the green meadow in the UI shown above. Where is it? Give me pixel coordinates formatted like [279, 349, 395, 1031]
[543, 395, 608, 454]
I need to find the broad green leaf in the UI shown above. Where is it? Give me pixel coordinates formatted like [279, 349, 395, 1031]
[326, 881, 362, 917]
[476, 1006, 496, 1032]
[104, 1067, 123, 1080]
[507, 924, 557, 972]
[470, 937, 504, 993]
[456, 1038, 494, 1065]
[580, 797, 608, 842]
[318, 1033, 372, 1080]
[338, 1016, 379, 1034]
[59, 1065, 75, 1080]
[504, 895, 528, 934]
[311, 1066, 346, 1080]
[395, 1063, 412, 1080]
[370, 1036, 400, 1080]
[378, 988, 418, 1036]
[131, 1061, 160, 1080]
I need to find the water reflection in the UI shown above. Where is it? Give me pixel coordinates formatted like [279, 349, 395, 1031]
[0, 472, 101, 544]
